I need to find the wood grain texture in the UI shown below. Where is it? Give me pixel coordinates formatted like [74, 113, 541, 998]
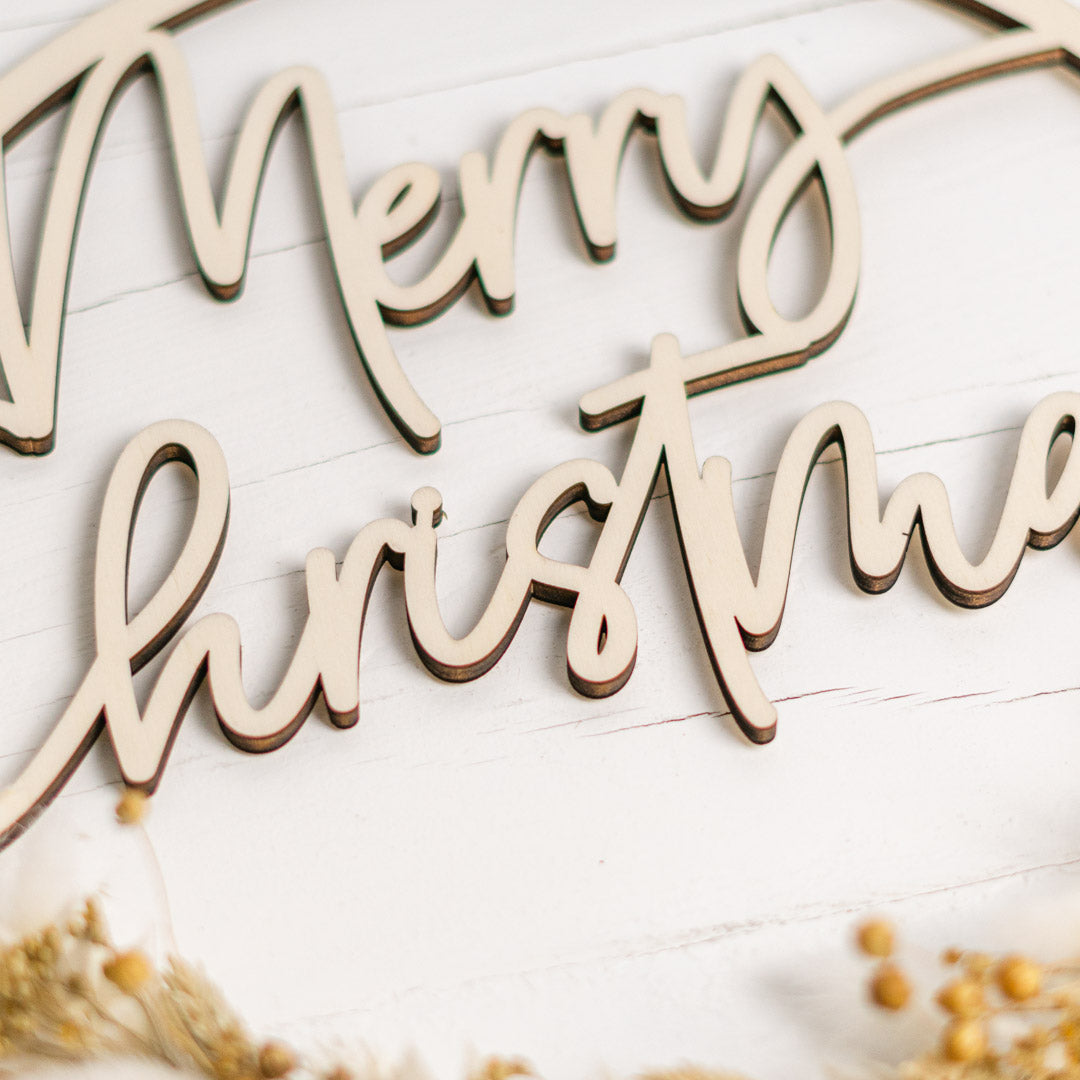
[3, 1, 1080, 1078]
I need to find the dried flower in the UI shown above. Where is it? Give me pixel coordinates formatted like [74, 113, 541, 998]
[57, 1018, 83, 1046]
[936, 978, 985, 1018]
[995, 955, 1041, 1001]
[258, 1039, 296, 1078]
[870, 963, 912, 1011]
[941, 1018, 988, 1062]
[103, 949, 152, 994]
[857, 919, 895, 959]
[472, 1058, 534, 1080]
[115, 787, 149, 825]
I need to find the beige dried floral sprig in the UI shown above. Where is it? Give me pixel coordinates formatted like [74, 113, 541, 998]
[0, 897, 345, 1079]
[856, 917, 1080, 1079]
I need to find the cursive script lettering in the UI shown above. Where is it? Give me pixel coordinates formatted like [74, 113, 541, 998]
[4, 333, 1080, 847]
[0, 0, 1074, 454]
[4, 0, 1080, 846]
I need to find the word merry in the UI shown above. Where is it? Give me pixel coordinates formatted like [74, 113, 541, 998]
[0, 0, 1069, 456]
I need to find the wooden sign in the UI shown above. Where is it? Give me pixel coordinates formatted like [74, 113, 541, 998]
[1, 0, 1079, 852]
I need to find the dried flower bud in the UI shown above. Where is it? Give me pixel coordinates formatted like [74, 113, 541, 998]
[115, 788, 148, 825]
[937, 978, 984, 1018]
[7, 950, 29, 979]
[942, 1018, 988, 1062]
[58, 1020, 83, 1046]
[942, 947, 963, 965]
[1017, 1026, 1052, 1052]
[870, 964, 912, 1011]
[638, 1069, 737, 1080]
[856, 920, 895, 959]
[103, 950, 152, 994]
[258, 1040, 296, 1078]
[473, 1058, 534, 1080]
[7, 1009, 32, 1036]
[996, 955, 1041, 1001]
[213, 1041, 245, 1076]
[82, 898, 107, 945]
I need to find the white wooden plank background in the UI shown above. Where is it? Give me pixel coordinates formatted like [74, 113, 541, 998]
[4, 1, 1080, 1077]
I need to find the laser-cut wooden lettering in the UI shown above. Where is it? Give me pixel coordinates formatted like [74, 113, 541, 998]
[0, 0, 1073, 456]
[5, 347, 1080, 847]
[1, 0, 1080, 848]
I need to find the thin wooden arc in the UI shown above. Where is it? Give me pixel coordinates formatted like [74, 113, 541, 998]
[580, 7, 1077, 428]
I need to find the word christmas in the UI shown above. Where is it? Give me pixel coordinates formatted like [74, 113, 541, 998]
[1, 0, 1079, 847]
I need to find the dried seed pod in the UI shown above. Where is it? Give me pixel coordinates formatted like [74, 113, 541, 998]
[870, 964, 912, 1011]
[473, 1058, 534, 1080]
[115, 788, 148, 825]
[258, 1040, 296, 1078]
[937, 978, 985, 1018]
[856, 920, 895, 959]
[996, 955, 1041, 1001]
[942, 1018, 988, 1062]
[102, 950, 152, 995]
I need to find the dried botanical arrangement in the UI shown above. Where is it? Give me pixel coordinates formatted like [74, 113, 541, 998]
[0, 791, 1075, 1080]
[0, 883, 748, 1080]
[0, 894, 296, 1077]
[856, 918, 1080, 1078]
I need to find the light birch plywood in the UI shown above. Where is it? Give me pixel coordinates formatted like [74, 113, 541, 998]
[4, 2, 1080, 1078]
